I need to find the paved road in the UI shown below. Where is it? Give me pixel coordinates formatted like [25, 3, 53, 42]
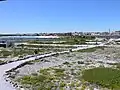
[0, 44, 104, 90]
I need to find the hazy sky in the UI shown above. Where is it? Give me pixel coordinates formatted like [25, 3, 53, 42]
[0, 0, 120, 33]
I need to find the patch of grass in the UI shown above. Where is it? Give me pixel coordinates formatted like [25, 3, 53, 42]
[0, 60, 4, 63]
[60, 81, 66, 87]
[0, 50, 11, 57]
[59, 36, 95, 45]
[0, 60, 5, 64]
[19, 68, 66, 90]
[0, 49, 37, 58]
[13, 49, 35, 56]
[81, 84, 86, 90]
[54, 68, 65, 78]
[54, 68, 65, 73]
[82, 67, 120, 89]
[28, 59, 40, 63]
[116, 63, 120, 69]
[17, 44, 74, 48]
[20, 74, 53, 89]
[71, 81, 75, 87]
[39, 69, 49, 75]
[76, 81, 81, 87]
[77, 46, 104, 52]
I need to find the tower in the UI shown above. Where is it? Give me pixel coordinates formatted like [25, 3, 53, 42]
[109, 29, 111, 35]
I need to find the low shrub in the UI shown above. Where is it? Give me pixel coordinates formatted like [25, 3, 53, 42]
[82, 68, 120, 89]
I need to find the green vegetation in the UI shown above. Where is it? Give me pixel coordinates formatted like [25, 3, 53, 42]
[0, 60, 4, 63]
[17, 44, 74, 48]
[28, 40, 55, 44]
[60, 36, 86, 45]
[13, 49, 35, 57]
[71, 81, 75, 87]
[0, 49, 28, 57]
[0, 60, 5, 64]
[77, 46, 104, 52]
[0, 50, 11, 57]
[81, 85, 86, 90]
[27, 36, 95, 45]
[0, 48, 45, 58]
[19, 68, 66, 90]
[59, 36, 95, 45]
[54, 68, 65, 78]
[82, 68, 120, 89]
[26, 59, 41, 64]
[60, 81, 66, 87]
[116, 63, 120, 69]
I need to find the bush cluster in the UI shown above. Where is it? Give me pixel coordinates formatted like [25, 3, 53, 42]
[82, 68, 120, 89]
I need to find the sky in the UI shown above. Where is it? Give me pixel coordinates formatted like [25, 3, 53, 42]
[0, 0, 120, 33]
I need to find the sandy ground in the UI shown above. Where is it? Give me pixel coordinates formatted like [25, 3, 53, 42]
[12, 46, 120, 90]
[0, 45, 103, 90]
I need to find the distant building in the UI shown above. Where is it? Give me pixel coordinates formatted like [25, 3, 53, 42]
[100, 32, 109, 36]
[72, 32, 81, 36]
[0, 40, 14, 48]
[111, 31, 120, 36]
[91, 32, 101, 36]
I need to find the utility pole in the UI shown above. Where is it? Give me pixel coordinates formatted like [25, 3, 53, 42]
[109, 29, 111, 39]
[109, 29, 111, 35]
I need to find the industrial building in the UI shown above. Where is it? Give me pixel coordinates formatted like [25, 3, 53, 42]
[0, 40, 14, 48]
